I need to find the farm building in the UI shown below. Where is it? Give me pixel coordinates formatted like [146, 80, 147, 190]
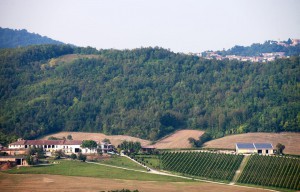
[0, 156, 28, 166]
[0, 148, 27, 156]
[236, 143, 274, 155]
[141, 145, 156, 153]
[8, 139, 114, 155]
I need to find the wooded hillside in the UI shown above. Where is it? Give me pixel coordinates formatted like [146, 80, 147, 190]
[0, 45, 299, 144]
[0, 27, 64, 48]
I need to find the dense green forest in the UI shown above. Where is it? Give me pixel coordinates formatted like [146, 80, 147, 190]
[0, 44, 299, 144]
[214, 39, 300, 56]
[0, 27, 64, 48]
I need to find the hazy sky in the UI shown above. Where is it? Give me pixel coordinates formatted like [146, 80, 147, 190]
[0, 0, 299, 53]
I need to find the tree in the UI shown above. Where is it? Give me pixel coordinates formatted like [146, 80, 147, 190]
[48, 136, 61, 140]
[53, 149, 65, 159]
[199, 133, 212, 144]
[25, 155, 35, 165]
[188, 133, 212, 148]
[118, 141, 141, 154]
[81, 140, 98, 150]
[26, 146, 44, 158]
[77, 153, 87, 162]
[70, 153, 77, 160]
[188, 137, 197, 147]
[35, 147, 45, 159]
[97, 148, 103, 155]
[276, 143, 285, 155]
[67, 135, 73, 140]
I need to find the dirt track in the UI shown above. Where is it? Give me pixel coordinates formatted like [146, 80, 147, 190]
[203, 132, 300, 155]
[0, 173, 274, 192]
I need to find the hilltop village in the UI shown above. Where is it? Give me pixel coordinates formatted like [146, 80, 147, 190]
[194, 38, 300, 62]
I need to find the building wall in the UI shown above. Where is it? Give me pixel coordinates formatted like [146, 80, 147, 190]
[256, 149, 274, 155]
[237, 149, 255, 154]
[8, 142, 114, 155]
[236, 148, 274, 155]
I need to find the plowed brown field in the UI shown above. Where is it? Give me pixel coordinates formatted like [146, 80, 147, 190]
[151, 130, 205, 149]
[0, 173, 271, 192]
[42, 132, 151, 147]
[203, 132, 300, 155]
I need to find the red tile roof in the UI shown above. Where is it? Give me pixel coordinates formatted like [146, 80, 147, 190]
[9, 140, 82, 146]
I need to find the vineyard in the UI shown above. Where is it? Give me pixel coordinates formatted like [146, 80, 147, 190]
[161, 151, 244, 182]
[238, 155, 300, 190]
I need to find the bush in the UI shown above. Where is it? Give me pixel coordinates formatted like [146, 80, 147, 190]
[70, 153, 77, 160]
[48, 136, 61, 140]
[53, 149, 65, 159]
[25, 155, 35, 165]
[108, 189, 139, 192]
[67, 135, 73, 140]
[77, 153, 87, 162]
[0, 152, 8, 156]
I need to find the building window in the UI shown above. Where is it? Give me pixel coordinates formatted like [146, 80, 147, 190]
[258, 150, 262, 154]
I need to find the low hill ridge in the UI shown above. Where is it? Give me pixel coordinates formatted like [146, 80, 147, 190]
[0, 27, 64, 48]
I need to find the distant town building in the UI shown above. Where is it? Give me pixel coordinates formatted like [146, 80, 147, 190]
[292, 39, 300, 46]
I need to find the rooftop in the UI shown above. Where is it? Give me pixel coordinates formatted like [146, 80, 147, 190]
[236, 143, 273, 149]
[9, 140, 82, 146]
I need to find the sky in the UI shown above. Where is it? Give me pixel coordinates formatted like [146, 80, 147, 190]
[0, 0, 299, 53]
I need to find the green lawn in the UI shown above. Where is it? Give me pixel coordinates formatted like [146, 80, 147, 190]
[97, 155, 146, 171]
[134, 154, 161, 169]
[5, 160, 190, 182]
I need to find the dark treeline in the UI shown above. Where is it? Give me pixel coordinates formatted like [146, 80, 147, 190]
[0, 45, 299, 144]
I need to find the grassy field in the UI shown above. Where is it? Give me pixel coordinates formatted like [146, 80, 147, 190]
[133, 154, 161, 169]
[97, 155, 147, 171]
[5, 159, 188, 182]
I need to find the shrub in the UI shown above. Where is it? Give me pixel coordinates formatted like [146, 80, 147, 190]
[70, 153, 77, 160]
[77, 153, 87, 162]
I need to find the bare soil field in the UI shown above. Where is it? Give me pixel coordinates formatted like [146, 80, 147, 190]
[203, 132, 300, 155]
[0, 173, 272, 192]
[151, 130, 205, 149]
[49, 54, 100, 66]
[42, 132, 151, 147]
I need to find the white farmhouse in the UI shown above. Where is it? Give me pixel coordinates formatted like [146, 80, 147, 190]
[8, 139, 114, 155]
[236, 143, 274, 155]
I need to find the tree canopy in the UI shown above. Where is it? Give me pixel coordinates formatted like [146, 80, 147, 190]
[81, 140, 97, 149]
[0, 45, 299, 143]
